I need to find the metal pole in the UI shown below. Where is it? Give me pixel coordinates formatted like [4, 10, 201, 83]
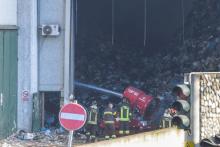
[144, 0, 147, 47]
[190, 74, 200, 147]
[68, 130, 74, 147]
[75, 0, 78, 36]
[64, 0, 71, 104]
[111, 0, 115, 45]
[70, 0, 76, 95]
[67, 100, 78, 147]
[181, 0, 185, 45]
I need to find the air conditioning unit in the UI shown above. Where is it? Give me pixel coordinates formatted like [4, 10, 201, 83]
[41, 24, 60, 36]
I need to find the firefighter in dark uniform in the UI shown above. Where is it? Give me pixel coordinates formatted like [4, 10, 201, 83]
[86, 100, 98, 142]
[118, 97, 132, 135]
[103, 102, 117, 139]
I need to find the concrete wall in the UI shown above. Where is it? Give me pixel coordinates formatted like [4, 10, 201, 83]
[77, 128, 185, 147]
[17, 0, 37, 131]
[188, 72, 220, 147]
[0, 0, 17, 25]
[38, 0, 65, 91]
[17, 0, 67, 131]
[199, 73, 220, 139]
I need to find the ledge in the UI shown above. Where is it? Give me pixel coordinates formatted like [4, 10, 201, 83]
[0, 25, 18, 30]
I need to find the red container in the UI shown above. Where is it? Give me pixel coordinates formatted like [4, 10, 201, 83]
[136, 94, 153, 115]
[123, 86, 153, 115]
[123, 87, 145, 108]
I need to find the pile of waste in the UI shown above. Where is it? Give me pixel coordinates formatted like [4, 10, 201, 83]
[75, 0, 220, 119]
[0, 129, 87, 147]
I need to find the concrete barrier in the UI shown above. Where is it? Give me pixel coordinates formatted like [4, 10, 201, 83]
[77, 128, 185, 147]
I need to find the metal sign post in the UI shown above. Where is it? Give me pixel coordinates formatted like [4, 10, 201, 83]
[68, 130, 74, 147]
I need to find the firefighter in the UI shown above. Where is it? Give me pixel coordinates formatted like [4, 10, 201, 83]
[118, 97, 132, 135]
[103, 102, 117, 139]
[86, 100, 98, 142]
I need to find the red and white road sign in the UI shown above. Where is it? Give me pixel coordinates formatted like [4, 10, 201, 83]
[59, 103, 87, 131]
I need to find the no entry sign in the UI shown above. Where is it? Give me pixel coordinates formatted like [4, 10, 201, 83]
[59, 103, 87, 131]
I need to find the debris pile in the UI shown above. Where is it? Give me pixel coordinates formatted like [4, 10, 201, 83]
[0, 129, 86, 147]
[75, 0, 220, 125]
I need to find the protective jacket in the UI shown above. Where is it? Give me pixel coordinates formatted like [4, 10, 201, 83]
[87, 105, 98, 125]
[103, 107, 116, 124]
[119, 102, 132, 122]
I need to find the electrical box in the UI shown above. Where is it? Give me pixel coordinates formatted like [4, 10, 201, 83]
[41, 24, 60, 36]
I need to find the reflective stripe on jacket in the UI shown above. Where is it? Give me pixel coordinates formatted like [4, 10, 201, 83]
[103, 107, 116, 123]
[119, 103, 132, 121]
[88, 107, 98, 125]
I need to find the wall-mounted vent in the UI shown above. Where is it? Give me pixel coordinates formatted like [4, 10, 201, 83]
[41, 24, 60, 36]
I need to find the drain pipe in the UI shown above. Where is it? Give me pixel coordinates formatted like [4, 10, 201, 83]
[64, 0, 72, 104]
[69, 0, 76, 99]
[30, 0, 38, 94]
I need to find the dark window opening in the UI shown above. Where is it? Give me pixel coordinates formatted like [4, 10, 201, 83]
[44, 92, 61, 128]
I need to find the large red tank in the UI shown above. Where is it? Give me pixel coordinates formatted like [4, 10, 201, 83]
[123, 86, 153, 115]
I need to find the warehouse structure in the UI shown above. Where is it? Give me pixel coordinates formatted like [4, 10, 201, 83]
[0, 0, 195, 139]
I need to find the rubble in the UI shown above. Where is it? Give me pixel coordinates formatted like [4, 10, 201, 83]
[0, 129, 86, 147]
[16, 130, 35, 140]
[75, 0, 220, 126]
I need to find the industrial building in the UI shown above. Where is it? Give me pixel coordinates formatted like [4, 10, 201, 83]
[0, 0, 74, 137]
[1, 0, 220, 147]
[0, 0, 195, 137]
